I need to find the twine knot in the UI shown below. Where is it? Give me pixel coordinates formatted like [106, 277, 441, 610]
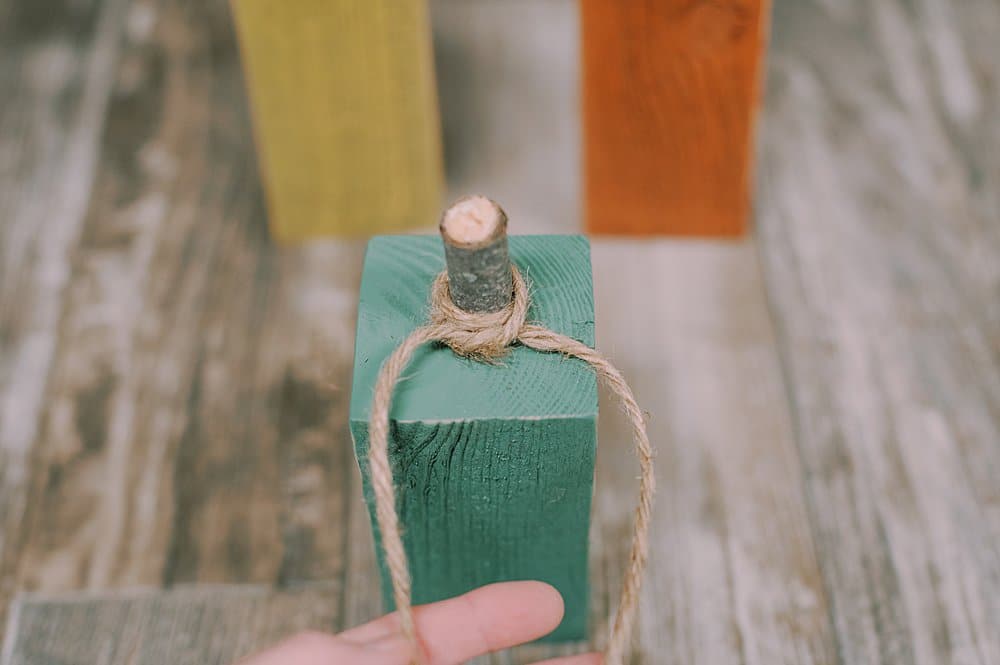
[426, 265, 530, 361]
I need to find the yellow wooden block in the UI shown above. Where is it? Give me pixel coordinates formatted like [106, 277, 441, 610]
[232, 0, 444, 241]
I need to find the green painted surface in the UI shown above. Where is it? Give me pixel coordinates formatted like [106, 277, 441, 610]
[349, 235, 597, 641]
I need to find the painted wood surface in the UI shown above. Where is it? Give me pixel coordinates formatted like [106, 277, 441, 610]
[0, 0, 129, 634]
[1, 0, 998, 663]
[757, 1, 1000, 663]
[588, 241, 836, 665]
[231, 0, 444, 241]
[0, 0, 361, 636]
[582, 0, 769, 236]
[349, 235, 597, 641]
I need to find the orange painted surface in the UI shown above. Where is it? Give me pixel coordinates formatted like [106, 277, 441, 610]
[583, 0, 769, 236]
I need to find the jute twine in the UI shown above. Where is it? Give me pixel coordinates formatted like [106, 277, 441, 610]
[367, 265, 655, 665]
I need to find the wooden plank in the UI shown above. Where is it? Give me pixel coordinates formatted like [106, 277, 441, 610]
[757, 1, 1000, 663]
[10, 0, 359, 603]
[2, 239, 835, 665]
[582, 0, 769, 236]
[231, 0, 444, 241]
[349, 235, 598, 642]
[588, 242, 836, 664]
[0, 0, 129, 637]
[0, 584, 339, 665]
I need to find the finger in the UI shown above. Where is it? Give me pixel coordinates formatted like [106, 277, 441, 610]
[341, 580, 565, 665]
[417, 580, 565, 663]
[337, 609, 402, 643]
[530, 654, 603, 665]
[339, 580, 563, 644]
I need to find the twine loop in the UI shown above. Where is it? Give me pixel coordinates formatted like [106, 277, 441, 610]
[367, 264, 655, 665]
[426, 266, 529, 361]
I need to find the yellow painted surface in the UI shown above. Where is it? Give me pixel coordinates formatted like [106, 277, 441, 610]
[232, 0, 443, 241]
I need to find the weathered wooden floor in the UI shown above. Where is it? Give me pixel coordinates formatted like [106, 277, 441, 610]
[1, 0, 998, 663]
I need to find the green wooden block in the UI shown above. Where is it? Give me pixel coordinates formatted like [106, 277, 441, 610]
[349, 235, 597, 642]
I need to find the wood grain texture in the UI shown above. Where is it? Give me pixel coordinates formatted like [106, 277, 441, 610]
[757, 1, 1000, 663]
[4, 0, 999, 663]
[349, 235, 598, 641]
[350, 236, 597, 422]
[588, 242, 835, 664]
[582, 0, 769, 236]
[231, 0, 444, 241]
[0, 0, 128, 635]
[1, 585, 339, 664]
[0, 240, 835, 665]
[6, 0, 361, 611]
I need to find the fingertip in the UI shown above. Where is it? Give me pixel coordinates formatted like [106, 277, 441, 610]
[474, 580, 565, 638]
[413, 580, 570, 663]
[523, 581, 565, 634]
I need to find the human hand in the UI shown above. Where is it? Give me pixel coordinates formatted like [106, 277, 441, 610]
[236, 581, 600, 665]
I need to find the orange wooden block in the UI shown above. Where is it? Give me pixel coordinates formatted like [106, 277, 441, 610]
[583, 0, 769, 236]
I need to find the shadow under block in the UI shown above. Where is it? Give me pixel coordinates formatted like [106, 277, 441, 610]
[582, 0, 769, 236]
[349, 236, 597, 642]
[231, 0, 443, 242]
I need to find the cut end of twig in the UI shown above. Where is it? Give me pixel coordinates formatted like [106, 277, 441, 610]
[439, 195, 513, 313]
[440, 195, 507, 249]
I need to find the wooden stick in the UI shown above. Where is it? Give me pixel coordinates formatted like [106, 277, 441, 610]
[439, 195, 513, 313]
